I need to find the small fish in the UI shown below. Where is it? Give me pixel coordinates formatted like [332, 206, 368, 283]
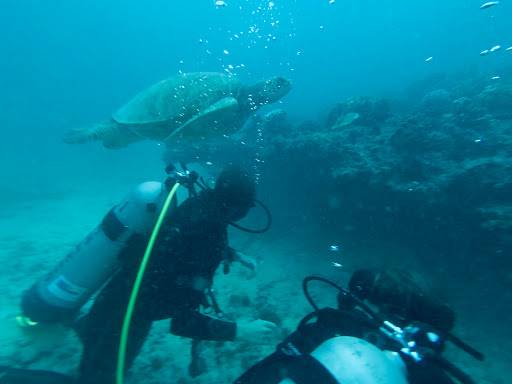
[329, 0, 336, 3]
[474, 138, 482, 143]
[215, 0, 227, 6]
[490, 45, 501, 53]
[480, 1, 499, 9]
[425, 56, 433, 63]
[331, 262, 343, 268]
[506, 46, 512, 52]
[480, 50, 489, 56]
[329, 245, 340, 252]
[491, 76, 501, 80]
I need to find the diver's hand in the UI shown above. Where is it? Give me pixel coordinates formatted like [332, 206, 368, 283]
[236, 319, 278, 342]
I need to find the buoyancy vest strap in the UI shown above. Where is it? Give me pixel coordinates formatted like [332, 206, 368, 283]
[101, 208, 128, 241]
[281, 345, 340, 384]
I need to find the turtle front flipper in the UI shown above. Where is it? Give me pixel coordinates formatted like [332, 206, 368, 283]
[164, 96, 241, 144]
[63, 120, 141, 149]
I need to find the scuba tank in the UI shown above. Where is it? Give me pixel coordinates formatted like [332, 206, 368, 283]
[278, 336, 408, 384]
[20, 181, 168, 324]
[308, 337, 407, 384]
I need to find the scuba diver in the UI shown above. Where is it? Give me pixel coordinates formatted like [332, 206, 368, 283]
[235, 268, 485, 384]
[1, 164, 276, 384]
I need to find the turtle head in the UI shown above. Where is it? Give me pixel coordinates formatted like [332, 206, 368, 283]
[244, 77, 291, 110]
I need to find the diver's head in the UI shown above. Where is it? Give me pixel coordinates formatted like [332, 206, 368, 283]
[248, 76, 292, 107]
[214, 165, 256, 222]
[349, 268, 379, 300]
[348, 268, 455, 332]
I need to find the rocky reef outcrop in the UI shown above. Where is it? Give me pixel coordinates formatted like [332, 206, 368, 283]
[255, 74, 512, 298]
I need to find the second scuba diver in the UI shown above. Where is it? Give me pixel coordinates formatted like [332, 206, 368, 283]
[6, 164, 277, 384]
[236, 268, 484, 384]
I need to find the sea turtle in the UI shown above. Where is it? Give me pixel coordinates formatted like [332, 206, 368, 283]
[63, 72, 291, 148]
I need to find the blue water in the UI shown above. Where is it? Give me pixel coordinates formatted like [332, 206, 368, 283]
[1, 1, 509, 181]
[1, 0, 510, 124]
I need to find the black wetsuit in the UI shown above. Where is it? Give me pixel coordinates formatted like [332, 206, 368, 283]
[75, 189, 236, 384]
[235, 308, 456, 384]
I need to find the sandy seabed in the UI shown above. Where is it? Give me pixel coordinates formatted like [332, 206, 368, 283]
[0, 184, 509, 384]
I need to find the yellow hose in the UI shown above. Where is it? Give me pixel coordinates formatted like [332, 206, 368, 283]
[116, 182, 181, 384]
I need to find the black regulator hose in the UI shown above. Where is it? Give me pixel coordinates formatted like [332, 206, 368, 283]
[229, 199, 272, 234]
[302, 276, 344, 311]
[302, 276, 383, 322]
[429, 355, 477, 384]
[447, 334, 485, 361]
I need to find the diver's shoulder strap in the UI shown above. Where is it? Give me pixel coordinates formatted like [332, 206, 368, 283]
[279, 343, 340, 384]
[234, 342, 340, 384]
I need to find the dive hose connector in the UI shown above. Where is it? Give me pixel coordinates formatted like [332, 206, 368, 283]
[380, 320, 444, 363]
[165, 164, 199, 194]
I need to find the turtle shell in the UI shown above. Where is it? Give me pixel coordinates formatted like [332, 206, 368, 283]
[113, 72, 242, 128]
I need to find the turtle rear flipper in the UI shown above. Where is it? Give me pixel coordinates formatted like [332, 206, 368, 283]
[63, 121, 141, 149]
[62, 126, 96, 144]
[164, 97, 240, 143]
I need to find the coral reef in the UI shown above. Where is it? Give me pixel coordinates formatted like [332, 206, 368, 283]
[255, 73, 512, 291]
[325, 96, 391, 129]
